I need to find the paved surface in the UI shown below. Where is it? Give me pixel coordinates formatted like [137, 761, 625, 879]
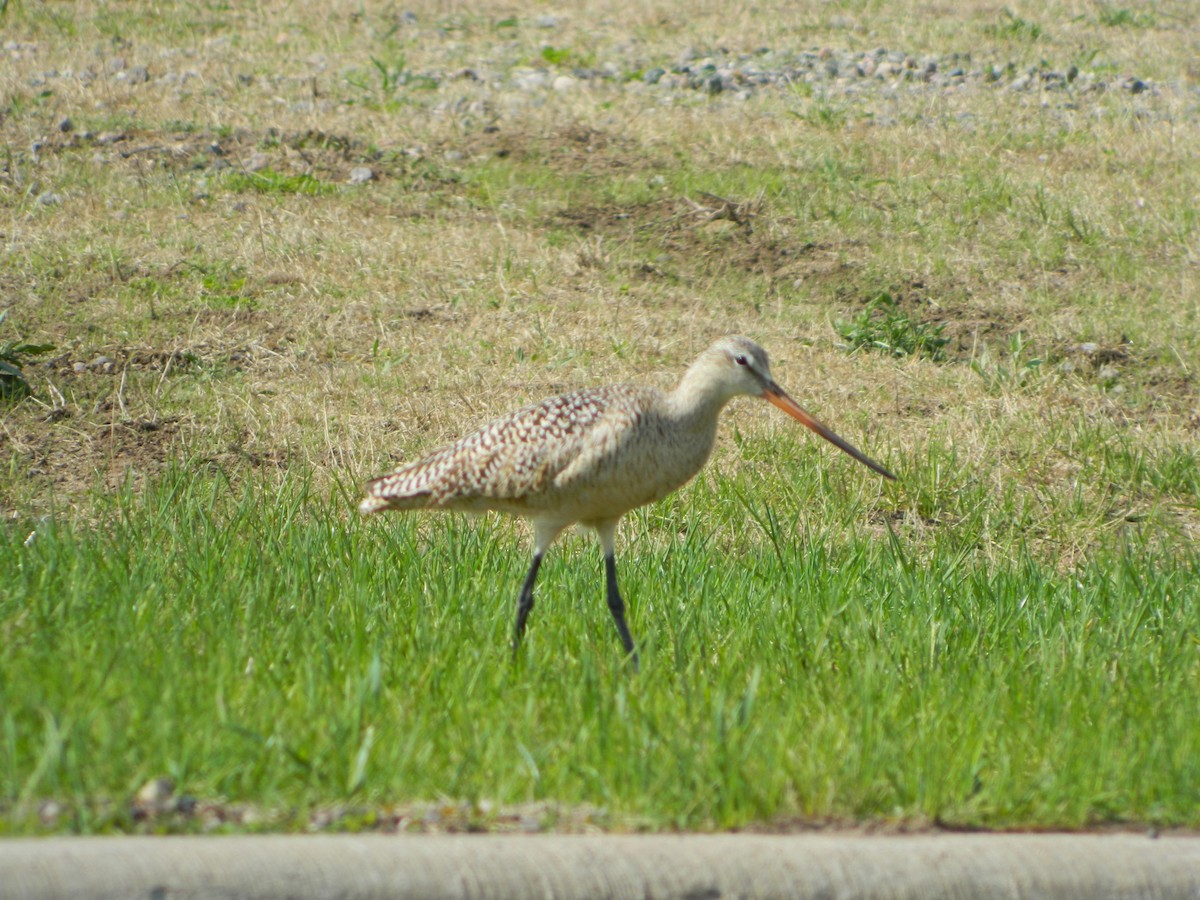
[2, 832, 1200, 899]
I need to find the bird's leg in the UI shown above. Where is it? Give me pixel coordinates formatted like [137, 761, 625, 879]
[595, 519, 638, 671]
[513, 551, 543, 654]
[513, 520, 566, 659]
[604, 553, 639, 671]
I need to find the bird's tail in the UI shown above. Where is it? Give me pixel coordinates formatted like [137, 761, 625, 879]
[357, 493, 394, 516]
[360, 446, 458, 516]
[358, 468, 438, 516]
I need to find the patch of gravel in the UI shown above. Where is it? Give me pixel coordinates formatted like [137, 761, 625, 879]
[616, 47, 1155, 100]
[19, 779, 617, 834]
[7, 36, 1190, 200]
[394, 47, 1169, 112]
[10, 35, 1181, 105]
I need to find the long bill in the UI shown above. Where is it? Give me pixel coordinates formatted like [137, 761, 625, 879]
[763, 384, 897, 480]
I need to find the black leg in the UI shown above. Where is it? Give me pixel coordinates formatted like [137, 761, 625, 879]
[604, 553, 639, 671]
[513, 552, 543, 655]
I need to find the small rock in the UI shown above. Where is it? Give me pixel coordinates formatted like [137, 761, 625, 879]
[1009, 74, 1032, 91]
[108, 56, 126, 73]
[245, 153, 270, 172]
[38, 801, 62, 826]
[310, 808, 338, 830]
[126, 65, 149, 84]
[534, 14, 561, 28]
[1127, 78, 1147, 94]
[57, 117, 73, 133]
[1079, 342, 1099, 354]
[443, 149, 464, 162]
[348, 166, 375, 185]
[36, 192, 62, 206]
[240, 807, 263, 826]
[73, 362, 88, 374]
[136, 777, 175, 809]
[552, 74, 577, 92]
[89, 355, 115, 373]
[1097, 365, 1120, 383]
[513, 70, 548, 91]
[400, 10, 418, 25]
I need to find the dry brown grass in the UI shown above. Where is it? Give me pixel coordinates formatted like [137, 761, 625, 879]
[1, 0, 1197, 564]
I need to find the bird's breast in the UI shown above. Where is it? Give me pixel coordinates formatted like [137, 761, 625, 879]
[541, 409, 719, 521]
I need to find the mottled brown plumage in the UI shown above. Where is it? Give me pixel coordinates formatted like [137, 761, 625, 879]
[360, 336, 895, 667]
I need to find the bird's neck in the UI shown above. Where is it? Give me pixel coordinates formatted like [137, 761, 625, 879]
[665, 363, 738, 428]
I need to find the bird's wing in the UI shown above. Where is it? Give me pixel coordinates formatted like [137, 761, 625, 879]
[549, 391, 649, 492]
[363, 388, 622, 509]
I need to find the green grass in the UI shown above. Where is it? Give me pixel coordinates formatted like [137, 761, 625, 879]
[982, 9, 1045, 42]
[1096, 5, 1156, 28]
[221, 168, 334, 196]
[0, 310, 55, 402]
[835, 293, 950, 361]
[2, 0, 1198, 837]
[2, 466, 1198, 833]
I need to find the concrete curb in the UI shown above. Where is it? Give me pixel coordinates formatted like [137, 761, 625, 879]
[2, 833, 1199, 899]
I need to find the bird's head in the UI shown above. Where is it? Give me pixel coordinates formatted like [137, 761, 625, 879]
[694, 336, 897, 480]
[706, 335, 776, 398]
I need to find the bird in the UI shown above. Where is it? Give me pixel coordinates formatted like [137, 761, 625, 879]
[359, 336, 895, 669]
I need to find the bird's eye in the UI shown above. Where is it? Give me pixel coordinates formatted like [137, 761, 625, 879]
[734, 355, 749, 367]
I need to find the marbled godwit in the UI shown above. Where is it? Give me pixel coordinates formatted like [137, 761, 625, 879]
[360, 336, 895, 668]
